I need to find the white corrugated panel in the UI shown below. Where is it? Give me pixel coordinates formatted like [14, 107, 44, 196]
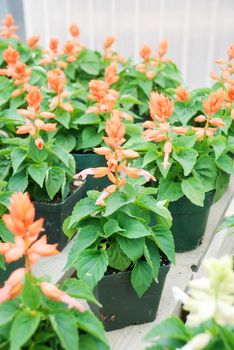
[22, 0, 234, 88]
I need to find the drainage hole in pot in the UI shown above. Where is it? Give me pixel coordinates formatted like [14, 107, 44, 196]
[191, 264, 198, 272]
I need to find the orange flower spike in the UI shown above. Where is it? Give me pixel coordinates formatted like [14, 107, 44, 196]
[47, 69, 65, 94]
[105, 63, 119, 86]
[88, 80, 109, 101]
[29, 235, 58, 258]
[27, 35, 40, 49]
[227, 85, 234, 103]
[228, 44, 234, 60]
[158, 39, 168, 58]
[2, 47, 19, 66]
[0, 14, 19, 39]
[202, 89, 225, 116]
[69, 24, 80, 37]
[163, 141, 172, 169]
[39, 282, 85, 312]
[146, 71, 156, 80]
[26, 87, 43, 112]
[0, 268, 25, 304]
[140, 44, 152, 62]
[175, 86, 190, 102]
[96, 184, 117, 205]
[149, 92, 174, 121]
[208, 118, 225, 127]
[50, 38, 59, 53]
[104, 36, 116, 50]
[195, 115, 207, 123]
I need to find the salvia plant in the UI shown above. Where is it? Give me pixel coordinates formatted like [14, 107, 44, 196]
[144, 255, 234, 350]
[0, 192, 109, 349]
[64, 112, 175, 297]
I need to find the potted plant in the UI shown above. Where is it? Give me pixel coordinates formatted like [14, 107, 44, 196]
[64, 113, 175, 331]
[129, 90, 234, 252]
[144, 255, 234, 350]
[0, 87, 84, 248]
[0, 191, 109, 349]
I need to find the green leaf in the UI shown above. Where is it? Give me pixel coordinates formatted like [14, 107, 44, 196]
[77, 127, 103, 150]
[136, 196, 172, 225]
[8, 171, 28, 192]
[104, 191, 135, 217]
[139, 80, 153, 96]
[118, 213, 150, 238]
[173, 135, 196, 148]
[55, 133, 76, 152]
[75, 113, 100, 125]
[0, 301, 18, 327]
[77, 311, 108, 345]
[45, 167, 66, 200]
[194, 155, 217, 192]
[76, 249, 108, 289]
[50, 144, 69, 167]
[103, 219, 125, 237]
[68, 197, 101, 228]
[173, 148, 198, 176]
[218, 323, 234, 349]
[153, 224, 175, 264]
[21, 274, 42, 309]
[49, 312, 78, 350]
[11, 148, 27, 174]
[131, 261, 153, 297]
[10, 310, 41, 350]
[143, 150, 158, 167]
[158, 178, 183, 202]
[211, 135, 226, 159]
[216, 154, 234, 174]
[181, 177, 205, 206]
[107, 240, 131, 271]
[215, 170, 230, 202]
[144, 316, 190, 341]
[27, 163, 47, 188]
[79, 49, 100, 75]
[119, 94, 143, 105]
[28, 136, 48, 163]
[66, 225, 99, 269]
[54, 108, 71, 129]
[117, 236, 145, 261]
[156, 156, 172, 178]
[144, 240, 160, 279]
[62, 278, 101, 306]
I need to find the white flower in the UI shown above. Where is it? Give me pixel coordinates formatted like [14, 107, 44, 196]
[178, 332, 211, 350]
[173, 256, 234, 327]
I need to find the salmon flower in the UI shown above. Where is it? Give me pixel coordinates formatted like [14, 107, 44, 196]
[0, 14, 19, 39]
[39, 282, 85, 312]
[1, 192, 58, 268]
[202, 89, 225, 116]
[10, 61, 32, 97]
[105, 62, 119, 86]
[63, 41, 78, 63]
[149, 92, 174, 121]
[17, 87, 56, 148]
[158, 39, 168, 58]
[27, 35, 40, 49]
[0, 268, 25, 303]
[69, 24, 80, 37]
[193, 90, 225, 140]
[47, 69, 73, 112]
[227, 85, 234, 103]
[74, 112, 155, 205]
[140, 44, 152, 62]
[103, 35, 126, 64]
[40, 37, 67, 69]
[0, 46, 19, 77]
[175, 86, 190, 102]
[228, 44, 234, 60]
[0, 192, 86, 314]
[143, 92, 187, 169]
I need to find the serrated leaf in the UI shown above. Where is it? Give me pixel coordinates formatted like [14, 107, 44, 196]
[62, 278, 101, 306]
[211, 135, 226, 159]
[27, 163, 47, 188]
[158, 178, 183, 202]
[11, 148, 27, 174]
[181, 177, 205, 206]
[103, 219, 125, 237]
[107, 240, 131, 271]
[49, 312, 78, 350]
[131, 261, 153, 297]
[76, 249, 108, 289]
[153, 224, 175, 264]
[68, 197, 101, 228]
[173, 148, 198, 176]
[117, 235, 145, 261]
[118, 213, 150, 238]
[45, 167, 65, 200]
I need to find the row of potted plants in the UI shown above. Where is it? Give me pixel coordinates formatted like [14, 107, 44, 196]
[0, 13, 233, 342]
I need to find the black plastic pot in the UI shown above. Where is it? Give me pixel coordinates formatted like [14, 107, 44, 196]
[169, 190, 215, 253]
[34, 185, 85, 250]
[73, 153, 110, 192]
[89, 263, 170, 331]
